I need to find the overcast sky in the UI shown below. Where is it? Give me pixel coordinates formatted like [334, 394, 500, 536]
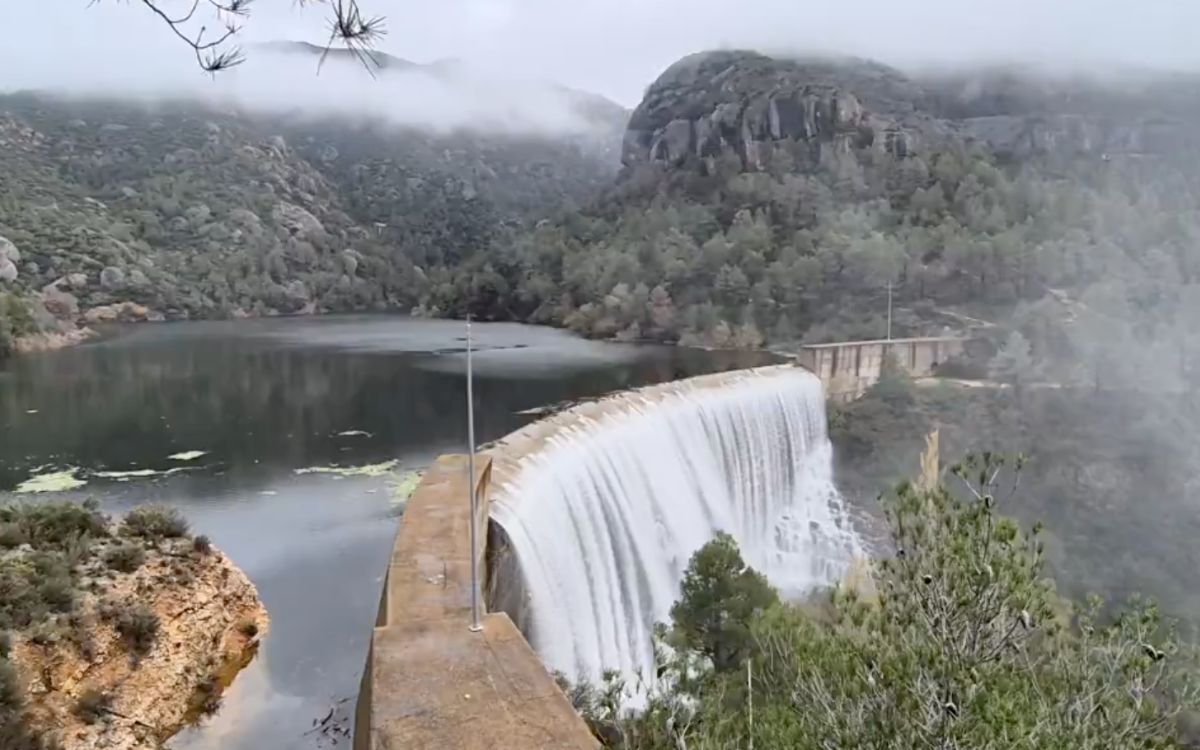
[3, 1, 1200, 106]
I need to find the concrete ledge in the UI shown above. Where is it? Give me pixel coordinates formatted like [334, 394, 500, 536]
[357, 454, 597, 750]
[371, 612, 596, 750]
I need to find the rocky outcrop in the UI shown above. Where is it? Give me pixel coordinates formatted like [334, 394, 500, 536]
[11, 540, 268, 750]
[623, 51, 1200, 175]
[0, 235, 18, 283]
[14, 327, 95, 353]
[623, 51, 939, 172]
[82, 302, 161, 325]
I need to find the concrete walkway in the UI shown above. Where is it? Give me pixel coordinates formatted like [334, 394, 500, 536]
[356, 454, 597, 750]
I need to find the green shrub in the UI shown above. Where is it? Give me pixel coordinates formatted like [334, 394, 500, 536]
[192, 674, 222, 716]
[191, 535, 212, 555]
[0, 656, 52, 750]
[103, 543, 145, 574]
[72, 689, 111, 724]
[0, 502, 108, 552]
[0, 524, 24, 550]
[0, 553, 75, 631]
[120, 505, 188, 541]
[111, 603, 159, 657]
[0, 658, 21, 719]
[591, 454, 1200, 749]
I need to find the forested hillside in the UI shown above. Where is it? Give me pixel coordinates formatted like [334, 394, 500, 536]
[5, 47, 1200, 377]
[430, 52, 1200, 374]
[0, 46, 625, 356]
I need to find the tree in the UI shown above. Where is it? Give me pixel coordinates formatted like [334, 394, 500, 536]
[989, 330, 1035, 393]
[668, 532, 778, 673]
[585, 455, 1200, 749]
[110, 0, 384, 72]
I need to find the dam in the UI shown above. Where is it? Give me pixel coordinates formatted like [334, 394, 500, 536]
[357, 363, 862, 748]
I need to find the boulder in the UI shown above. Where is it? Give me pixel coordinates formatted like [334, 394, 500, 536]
[0, 257, 17, 283]
[184, 204, 212, 224]
[272, 202, 326, 240]
[65, 273, 88, 290]
[83, 302, 157, 324]
[283, 280, 310, 304]
[99, 266, 125, 290]
[0, 235, 19, 263]
[40, 287, 78, 318]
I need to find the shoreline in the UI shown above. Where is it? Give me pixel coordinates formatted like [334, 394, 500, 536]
[14, 326, 97, 354]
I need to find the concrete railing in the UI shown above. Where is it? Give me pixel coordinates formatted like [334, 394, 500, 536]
[354, 454, 597, 750]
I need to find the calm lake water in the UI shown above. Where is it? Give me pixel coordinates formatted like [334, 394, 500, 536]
[0, 315, 772, 750]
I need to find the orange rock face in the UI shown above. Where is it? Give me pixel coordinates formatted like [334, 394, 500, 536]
[10, 541, 269, 750]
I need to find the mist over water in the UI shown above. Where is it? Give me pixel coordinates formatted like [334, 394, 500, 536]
[490, 367, 861, 688]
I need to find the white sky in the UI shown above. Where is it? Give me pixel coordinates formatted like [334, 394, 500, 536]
[2, 1, 1200, 106]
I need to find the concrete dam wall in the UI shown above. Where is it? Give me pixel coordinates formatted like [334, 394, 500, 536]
[798, 336, 966, 401]
[356, 363, 864, 747]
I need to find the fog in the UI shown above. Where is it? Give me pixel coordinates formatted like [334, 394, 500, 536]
[3, 0, 1200, 124]
[0, 11, 610, 136]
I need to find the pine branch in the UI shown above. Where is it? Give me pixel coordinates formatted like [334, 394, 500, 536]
[104, 0, 386, 73]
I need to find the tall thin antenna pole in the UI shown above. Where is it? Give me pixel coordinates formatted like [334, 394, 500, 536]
[747, 658, 753, 750]
[466, 316, 482, 633]
[886, 280, 893, 342]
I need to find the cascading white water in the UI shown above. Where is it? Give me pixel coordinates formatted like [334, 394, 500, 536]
[490, 366, 861, 689]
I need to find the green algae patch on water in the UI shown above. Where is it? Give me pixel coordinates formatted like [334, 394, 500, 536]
[168, 450, 209, 461]
[294, 459, 399, 478]
[14, 467, 88, 494]
[389, 471, 423, 508]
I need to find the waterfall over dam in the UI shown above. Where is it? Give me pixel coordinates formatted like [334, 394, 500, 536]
[488, 365, 862, 688]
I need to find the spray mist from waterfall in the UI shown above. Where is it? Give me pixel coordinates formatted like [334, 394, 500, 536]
[489, 366, 862, 689]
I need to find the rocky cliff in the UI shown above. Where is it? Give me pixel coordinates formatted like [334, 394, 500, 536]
[622, 50, 1200, 175]
[0, 501, 268, 750]
[10, 536, 267, 750]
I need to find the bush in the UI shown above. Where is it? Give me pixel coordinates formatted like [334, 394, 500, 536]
[0, 656, 54, 750]
[110, 603, 159, 657]
[192, 674, 222, 716]
[72, 689, 111, 724]
[0, 659, 21, 719]
[0, 524, 24, 550]
[121, 505, 188, 541]
[103, 543, 146, 574]
[0, 501, 108, 552]
[0, 553, 75, 631]
[192, 535, 212, 555]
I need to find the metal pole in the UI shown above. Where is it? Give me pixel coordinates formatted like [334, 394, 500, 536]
[466, 317, 482, 633]
[886, 280, 893, 341]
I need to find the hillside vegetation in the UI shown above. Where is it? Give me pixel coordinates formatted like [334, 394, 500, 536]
[0, 47, 626, 355]
[429, 53, 1200, 369]
[567, 456, 1200, 749]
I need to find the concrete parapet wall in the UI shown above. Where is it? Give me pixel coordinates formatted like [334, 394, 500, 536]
[355, 455, 597, 750]
[797, 336, 966, 402]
